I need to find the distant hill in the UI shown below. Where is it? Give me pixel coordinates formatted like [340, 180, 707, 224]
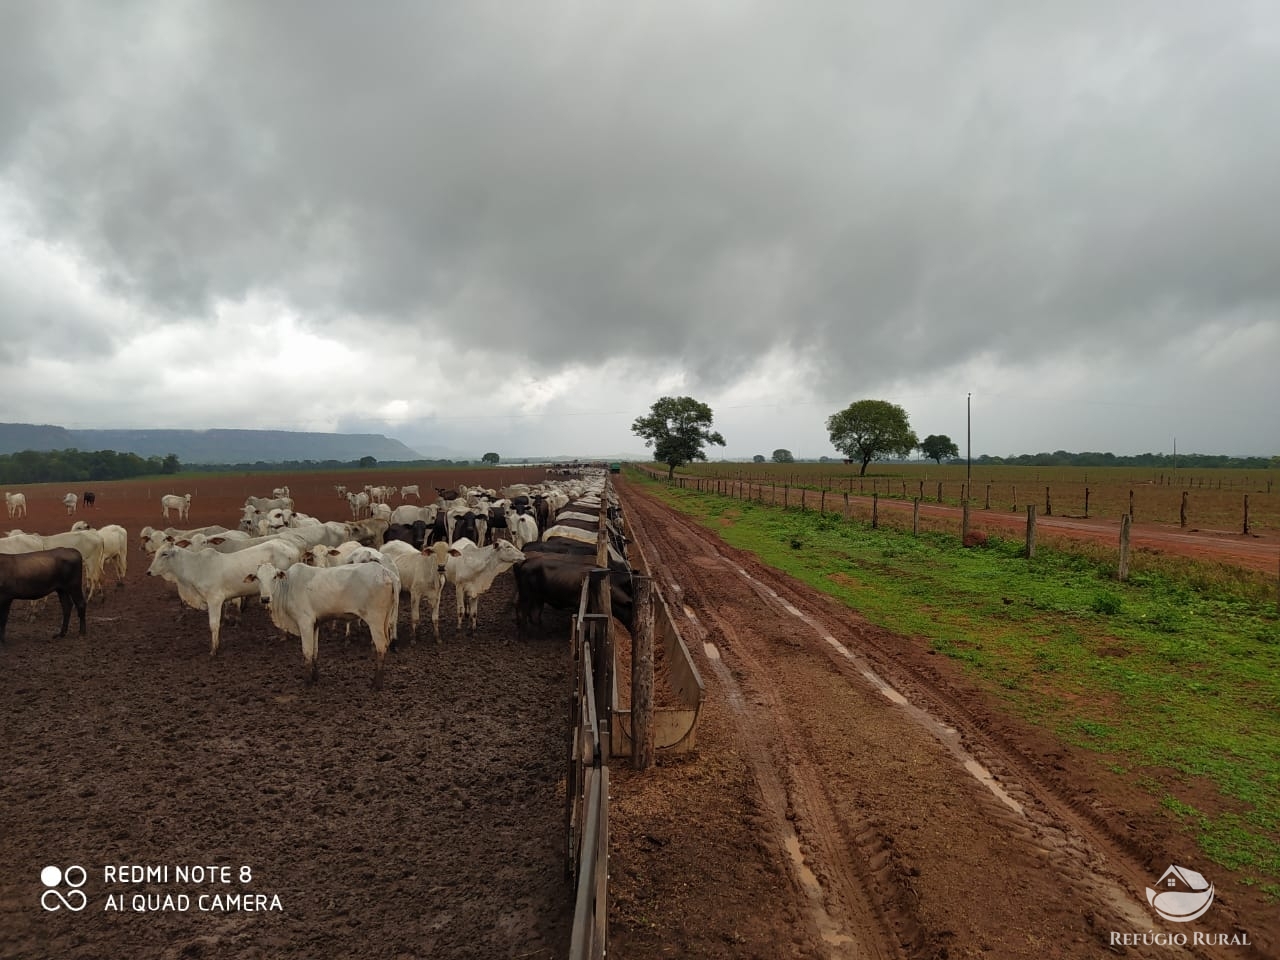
[0, 423, 422, 464]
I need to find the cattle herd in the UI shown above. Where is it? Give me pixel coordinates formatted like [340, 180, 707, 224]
[0, 472, 634, 688]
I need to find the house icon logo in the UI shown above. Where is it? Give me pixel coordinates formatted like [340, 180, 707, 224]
[1146, 865, 1214, 922]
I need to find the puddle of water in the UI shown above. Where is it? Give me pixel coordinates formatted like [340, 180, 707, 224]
[964, 759, 1024, 815]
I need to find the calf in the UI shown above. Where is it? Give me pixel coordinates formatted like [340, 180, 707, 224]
[0, 548, 86, 644]
[82, 491, 96, 509]
[444, 538, 525, 633]
[381, 540, 452, 641]
[247, 561, 398, 689]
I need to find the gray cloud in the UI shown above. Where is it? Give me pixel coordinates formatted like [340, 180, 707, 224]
[0, 1, 1277, 455]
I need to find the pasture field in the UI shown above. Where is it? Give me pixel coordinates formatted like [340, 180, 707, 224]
[0, 467, 575, 960]
[630, 468, 1280, 904]
[680, 461, 1280, 533]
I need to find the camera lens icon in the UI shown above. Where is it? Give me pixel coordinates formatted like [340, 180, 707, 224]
[41, 865, 87, 912]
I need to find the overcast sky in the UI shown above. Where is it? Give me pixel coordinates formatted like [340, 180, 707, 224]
[1, 1, 1277, 460]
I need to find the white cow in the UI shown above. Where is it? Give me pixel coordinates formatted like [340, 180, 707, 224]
[246, 560, 398, 689]
[40, 529, 107, 601]
[161, 493, 192, 521]
[511, 513, 539, 550]
[381, 540, 452, 641]
[146, 539, 302, 655]
[72, 522, 129, 586]
[399, 484, 421, 501]
[444, 538, 525, 633]
[272, 486, 290, 499]
[62, 493, 78, 515]
[5, 492, 27, 519]
[347, 491, 370, 519]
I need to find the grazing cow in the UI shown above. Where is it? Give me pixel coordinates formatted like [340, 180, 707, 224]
[380, 540, 453, 641]
[62, 493, 78, 515]
[146, 539, 302, 654]
[246, 560, 398, 689]
[0, 548, 87, 644]
[399, 484, 421, 501]
[513, 553, 634, 637]
[444, 538, 525, 633]
[4, 492, 27, 519]
[161, 493, 192, 521]
[82, 491, 96, 509]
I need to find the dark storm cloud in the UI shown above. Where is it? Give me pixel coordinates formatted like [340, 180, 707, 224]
[2, 1, 1279, 413]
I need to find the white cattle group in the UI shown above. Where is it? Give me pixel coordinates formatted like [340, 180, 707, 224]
[1, 472, 618, 691]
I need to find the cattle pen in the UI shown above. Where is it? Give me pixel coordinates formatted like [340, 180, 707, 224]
[0, 468, 586, 960]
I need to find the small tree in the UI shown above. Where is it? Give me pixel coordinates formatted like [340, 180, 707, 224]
[752, 454, 766, 464]
[772, 448, 794, 463]
[826, 399, 918, 476]
[481, 452, 501, 465]
[631, 396, 726, 480]
[919, 434, 960, 465]
[358, 455, 378, 468]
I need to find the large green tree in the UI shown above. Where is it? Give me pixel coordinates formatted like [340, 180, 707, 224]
[772, 448, 794, 463]
[632, 396, 726, 479]
[481, 452, 501, 465]
[826, 399, 918, 476]
[919, 434, 960, 464]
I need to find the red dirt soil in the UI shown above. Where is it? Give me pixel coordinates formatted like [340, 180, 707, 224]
[0, 470, 574, 960]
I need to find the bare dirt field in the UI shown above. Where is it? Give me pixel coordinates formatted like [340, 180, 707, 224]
[609, 475, 1275, 960]
[0, 470, 573, 960]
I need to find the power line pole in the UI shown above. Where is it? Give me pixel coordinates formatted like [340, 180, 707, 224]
[966, 392, 972, 491]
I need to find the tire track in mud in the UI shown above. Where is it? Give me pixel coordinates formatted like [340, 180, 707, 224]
[619, 479, 1238, 960]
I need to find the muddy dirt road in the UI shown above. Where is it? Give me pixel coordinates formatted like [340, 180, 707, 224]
[609, 477, 1272, 959]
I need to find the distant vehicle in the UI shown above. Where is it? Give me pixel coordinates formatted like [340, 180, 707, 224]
[609, 462, 621, 474]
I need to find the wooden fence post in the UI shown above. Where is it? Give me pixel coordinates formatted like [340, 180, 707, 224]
[917, 480, 924, 500]
[936, 482, 943, 504]
[1045, 486, 1052, 517]
[1180, 491, 1188, 529]
[820, 489, 826, 514]
[1118, 514, 1132, 582]
[984, 482, 991, 510]
[872, 493, 879, 529]
[962, 499, 970, 543]
[1129, 489, 1135, 521]
[912, 498, 920, 535]
[632, 576, 655, 771]
[1084, 487, 1090, 519]
[783, 485, 788, 509]
[843, 492, 850, 519]
[1025, 505, 1037, 559]
[1012, 485, 1018, 512]
[1244, 495, 1251, 535]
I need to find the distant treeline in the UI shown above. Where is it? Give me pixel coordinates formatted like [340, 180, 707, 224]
[190, 457, 479, 473]
[0, 448, 181, 484]
[974, 451, 1277, 469]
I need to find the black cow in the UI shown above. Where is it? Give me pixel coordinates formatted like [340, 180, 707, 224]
[0, 548, 86, 644]
[426, 510, 450, 546]
[82, 491, 96, 508]
[513, 553, 634, 637]
[451, 511, 480, 545]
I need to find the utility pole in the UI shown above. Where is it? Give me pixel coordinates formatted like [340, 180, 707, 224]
[966, 392, 972, 491]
